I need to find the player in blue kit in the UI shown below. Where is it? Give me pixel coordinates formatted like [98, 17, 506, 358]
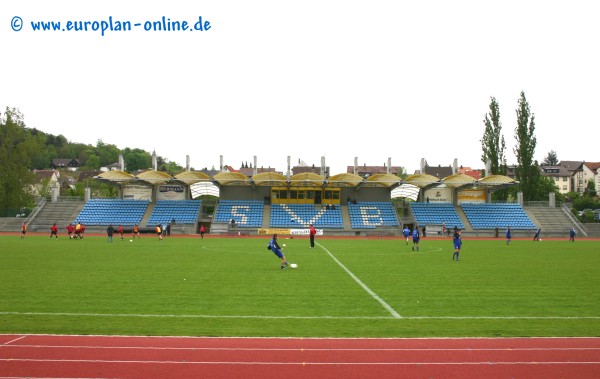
[267, 234, 289, 270]
[569, 227, 576, 242]
[506, 226, 512, 245]
[411, 227, 420, 251]
[402, 226, 410, 245]
[452, 229, 462, 261]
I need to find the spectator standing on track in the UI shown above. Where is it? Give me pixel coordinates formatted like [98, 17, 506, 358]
[569, 227, 576, 242]
[166, 223, 171, 236]
[452, 229, 462, 261]
[107, 225, 114, 243]
[309, 224, 316, 248]
[422, 225, 427, 238]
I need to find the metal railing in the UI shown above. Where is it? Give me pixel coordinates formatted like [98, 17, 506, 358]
[25, 198, 46, 224]
[561, 203, 588, 237]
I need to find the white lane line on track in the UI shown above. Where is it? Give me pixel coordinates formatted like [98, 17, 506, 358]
[0, 358, 599, 365]
[2, 336, 26, 345]
[316, 242, 401, 319]
[3, 345, 600, 352]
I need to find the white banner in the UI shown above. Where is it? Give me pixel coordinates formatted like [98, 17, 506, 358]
[423, 188, 453, 203]
[157, 185, 186, 200]
[290, 228, 324, 236]
[123, 185, 153, 201]
[457, 189, 487, 204]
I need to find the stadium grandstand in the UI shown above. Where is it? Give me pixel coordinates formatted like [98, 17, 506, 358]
[7, 154, 592, 237]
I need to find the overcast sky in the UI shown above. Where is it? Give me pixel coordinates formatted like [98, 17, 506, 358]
[2, 1, 598, 175]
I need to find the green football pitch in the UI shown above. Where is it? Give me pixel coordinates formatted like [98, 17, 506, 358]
[1, 234, 599, 337]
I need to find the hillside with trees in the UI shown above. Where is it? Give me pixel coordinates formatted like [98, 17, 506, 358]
[1, 107, 184, 215]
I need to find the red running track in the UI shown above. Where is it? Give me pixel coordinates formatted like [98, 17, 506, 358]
[1, 334, 599, 378]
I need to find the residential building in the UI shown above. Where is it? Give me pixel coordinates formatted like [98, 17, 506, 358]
[540, 165, 572, 194]
[51, 158, 80, 171]
[560, 161, 585, 193]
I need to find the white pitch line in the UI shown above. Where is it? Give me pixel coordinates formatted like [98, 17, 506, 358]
[0, 358, 599, 366]
[1, 312, 599, 320]
[0, 312, 393, 320]
[316, 242, 401, 319]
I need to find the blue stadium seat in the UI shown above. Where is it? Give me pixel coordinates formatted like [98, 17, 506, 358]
[75, 199, 149, 226]
[270, 204, 342, 228]
[348, 202, 399, 229]
[409, 203, 464, 229]
[214, 200, 263, 228]
[147, 200, 202, 226]
[461, 203, 536, 230]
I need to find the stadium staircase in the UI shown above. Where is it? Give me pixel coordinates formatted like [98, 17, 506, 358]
[139, 202, 156, 228]
[0, 217, 28, 232]
[341, 205, 351, 230]
[525, 204, 588, 237]
[584, 223, 600, 237]
[27, 200, 84, 232]
[454, 206, 473, 234]
[262, 204, 271, 227]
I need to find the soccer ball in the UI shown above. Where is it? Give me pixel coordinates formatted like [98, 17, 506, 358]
[290, 263, 297, 269]
[130, 240, 133, 242]
[282, 244, 286, 247]
[539, 239, 542, 242]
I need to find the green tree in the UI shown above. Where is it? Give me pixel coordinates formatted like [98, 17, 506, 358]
[96, 140, 120, 167]
[535, 175, 563, 202]
[83, 153, 101, 170]
[122, 148, 151, 172]
[481, 97, 508, 200]
[586, 180, 597, 197]
[0, 107, 42, 214]
[36, 178, 53, 199]
[481, 96, 507, 174]
[572, 195, 599, 212]
[513, 92, 540, 202]
[160, 160, 185, 175]
[541, 150, 559, 166]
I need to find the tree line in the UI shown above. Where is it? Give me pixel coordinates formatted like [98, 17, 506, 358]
[480, 91, 567, 203]
[0, 107, 184, 214]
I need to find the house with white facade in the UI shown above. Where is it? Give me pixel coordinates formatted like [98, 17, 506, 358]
[540, 165, 572, 194]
